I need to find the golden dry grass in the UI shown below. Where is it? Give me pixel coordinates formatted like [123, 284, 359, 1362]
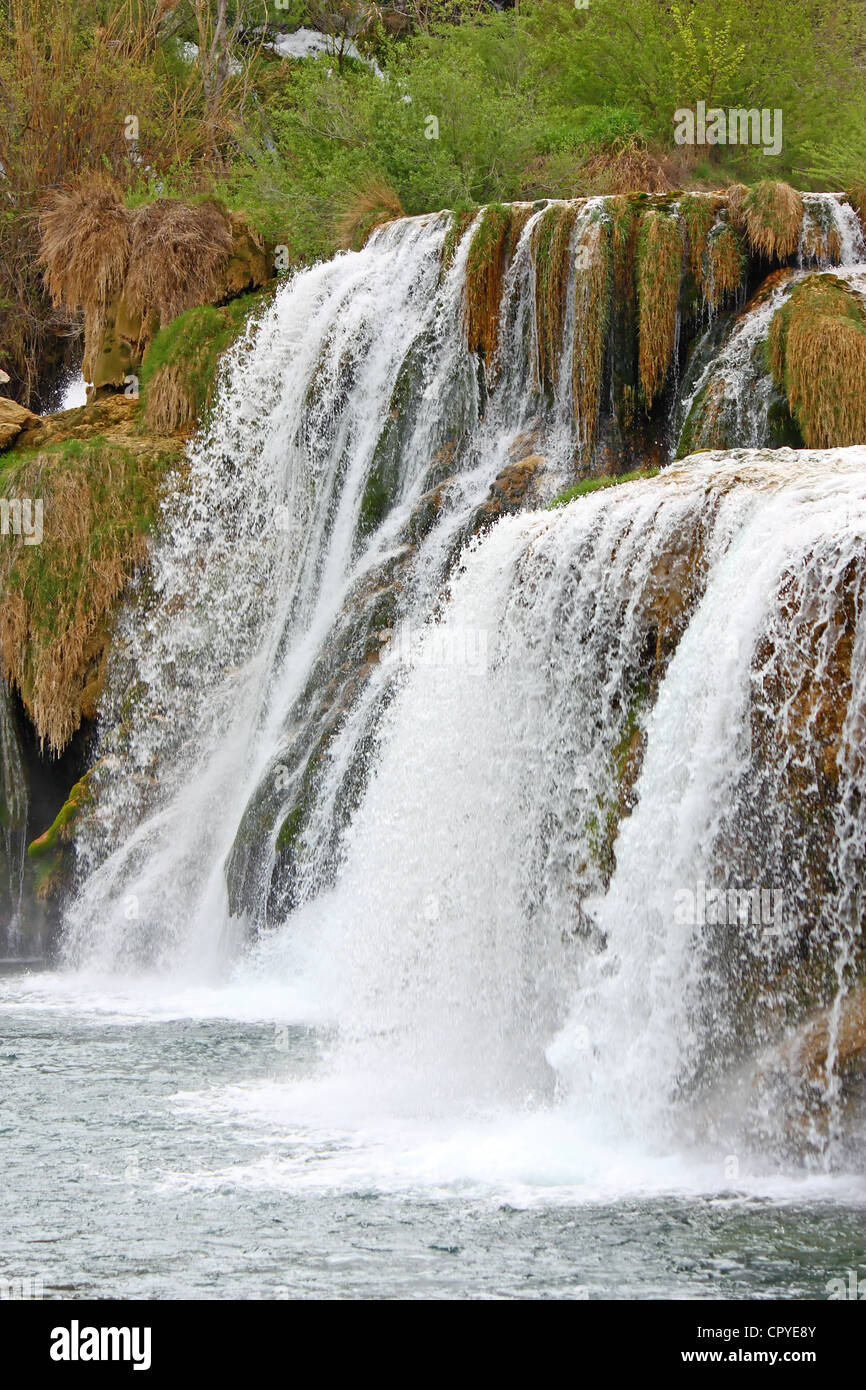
[769, 275, 866, 448]
[335, 177, 404, 252]
[143, 366, 198, 435]
[738, 181, 804, 262]
[578, 136, 678, 196]
[38, 176, 132, 360]
[533, 203, 578, 397]
[636, 210, 683, 408]
[679, 194, 718, 284]
[0, 435, 180, 751]
[704, 225, 745, 309]
[125, 199, 234, 332]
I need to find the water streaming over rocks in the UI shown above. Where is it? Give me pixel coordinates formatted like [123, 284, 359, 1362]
[0, 680, 29, 944]
[4, 197, 866, 1290]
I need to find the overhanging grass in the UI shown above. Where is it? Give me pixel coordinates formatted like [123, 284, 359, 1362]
[768, 275, 866, 447]
[139, 293, 266, 434]
[0, 434, 182, 751]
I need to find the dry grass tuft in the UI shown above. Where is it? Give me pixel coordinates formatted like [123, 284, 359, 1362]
[335, 177, 404, 252]
[678, 194, 718, 283]
[703, 224, 746, 309]
[769, 274, 866, 448]
[0, 435, 180, 751]
[38, 176, 131, 357]
[571, 217, 612, 455]
[143, 366, 198, 436]
[739, 181, 804, 262]
[579, 135, 677, 195]
[726, 184, 749, 222]
[636, 210, 683, 408]
[533, 202, 578, 397]
[125, 199, 234, 332]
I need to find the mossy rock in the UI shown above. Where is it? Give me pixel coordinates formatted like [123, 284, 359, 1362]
[1, 430, 183, 750]
[139, 292, 269, 436]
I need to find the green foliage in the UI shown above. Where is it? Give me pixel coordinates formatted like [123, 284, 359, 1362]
[548, 467, 660, 508]
[2, 0, 865, 399]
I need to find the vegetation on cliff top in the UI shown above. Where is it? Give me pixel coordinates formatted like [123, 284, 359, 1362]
[2, 0, 866, 404]
[548, 467, 660, 509]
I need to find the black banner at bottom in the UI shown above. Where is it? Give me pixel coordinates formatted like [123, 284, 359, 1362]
[4, 1295, 858, 1375]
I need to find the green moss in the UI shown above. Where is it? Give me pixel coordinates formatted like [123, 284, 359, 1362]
[139, 291, 268, 433]
[358, 332, 432, 540]
[28, 773, 92, 861]
[766, 396, 804, 448]
[440, 207, 477, 275]
[548, 467, 659, 509]
[585, 682, 648, 884]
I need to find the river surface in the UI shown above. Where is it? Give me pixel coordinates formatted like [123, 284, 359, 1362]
[3, 964, 863, 1301]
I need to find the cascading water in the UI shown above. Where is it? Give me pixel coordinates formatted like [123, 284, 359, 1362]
[678, 194, 866, 455]
[38, 195, 866, 1189]
[0, 679, 29, 947]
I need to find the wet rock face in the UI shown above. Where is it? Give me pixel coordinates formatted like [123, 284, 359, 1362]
[473, 454, 546, 527]
[743, 985, 866, 1162]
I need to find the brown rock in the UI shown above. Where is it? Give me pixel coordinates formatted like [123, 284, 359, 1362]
[0, 396, 39, 450]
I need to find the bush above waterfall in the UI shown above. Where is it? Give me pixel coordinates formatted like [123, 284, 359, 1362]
[3, 0, 866, 404]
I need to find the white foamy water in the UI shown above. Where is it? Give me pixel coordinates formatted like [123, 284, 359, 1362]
[4, 203, 866, 1298]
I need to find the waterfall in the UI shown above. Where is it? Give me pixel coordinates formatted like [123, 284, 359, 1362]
[678, 194, 866, 455]
[0, 679, 29, 946]
[57, 198, 866, 1167]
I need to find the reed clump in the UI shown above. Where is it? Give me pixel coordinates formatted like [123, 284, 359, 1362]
[532, 202, 578, 397]
[679, 194, 718, 284]
[125, 199, 235, 335]
[636, 210, 682, 408]
[769, 274, 866, 448]
[736, 180, 804, 262]
[703, 225, 746, 309]
[38, 176, 132, 364]
[335, 177, 405, 252]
